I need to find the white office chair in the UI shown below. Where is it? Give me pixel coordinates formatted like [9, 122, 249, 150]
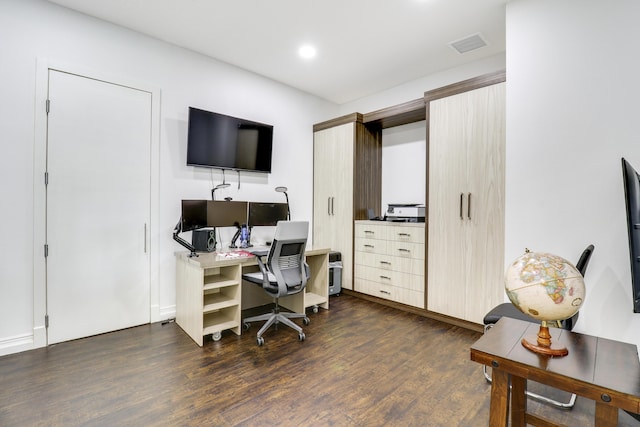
[242, 221, 310, 346]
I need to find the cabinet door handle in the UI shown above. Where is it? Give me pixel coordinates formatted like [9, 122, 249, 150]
[460, 193, 464, 220]
[331, 197, 335, 215]
[467, 193, 471, 220]
[328, 197, 331, 215]
[144, 223, 147, 253]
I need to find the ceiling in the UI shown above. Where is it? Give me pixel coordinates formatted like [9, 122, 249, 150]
[47, 0, 508, 104]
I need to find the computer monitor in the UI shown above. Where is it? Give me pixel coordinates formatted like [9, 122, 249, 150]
[207, 200, 248, 227]
[248, 202, 289, 227]
[181, 200, 208, 232]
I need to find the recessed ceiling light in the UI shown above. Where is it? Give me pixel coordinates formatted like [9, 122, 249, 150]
[298, 45, 317, 59]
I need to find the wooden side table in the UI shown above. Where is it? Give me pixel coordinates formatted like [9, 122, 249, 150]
[470, 317, 640, 426]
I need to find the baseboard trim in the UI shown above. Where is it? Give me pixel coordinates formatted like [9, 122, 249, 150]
[0, 332, 36, 357]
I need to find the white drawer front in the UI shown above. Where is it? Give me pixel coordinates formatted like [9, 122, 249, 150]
[388, 241, 425, 260]
[355, 252, 424, 276]
[354, 223, 387, 240]
[357, 266, 423, 292]
[355, 278, 394, 301]
[387, 225, 425, 244]
[355, 278, 425, 309]
[354, 237, 387, 255]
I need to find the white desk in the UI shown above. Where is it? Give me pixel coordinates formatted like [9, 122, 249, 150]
[175, 246, 330, 346]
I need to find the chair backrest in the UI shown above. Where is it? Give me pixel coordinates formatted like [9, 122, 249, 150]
[562, 244, 595, 330]
[265, 221, 309, 298]
[575, 244, 595, 276]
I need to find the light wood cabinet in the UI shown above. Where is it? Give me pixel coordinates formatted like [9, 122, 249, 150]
[354, 221, 425, 308]
[313, 115, 381, 291]
[426, 80, 506, 324]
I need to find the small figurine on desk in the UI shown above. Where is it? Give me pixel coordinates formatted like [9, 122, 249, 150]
[230, 223, 252, 248]
[240, 224, 250, 248]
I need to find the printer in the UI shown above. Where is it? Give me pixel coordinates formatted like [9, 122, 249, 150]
[386, 204, 425, 222]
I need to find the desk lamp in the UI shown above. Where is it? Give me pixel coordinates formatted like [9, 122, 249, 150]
[211, 182, 230, 201]
[275, 186, 290, 220]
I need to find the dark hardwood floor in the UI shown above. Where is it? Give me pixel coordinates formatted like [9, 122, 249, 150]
[1, 294, 639, 426]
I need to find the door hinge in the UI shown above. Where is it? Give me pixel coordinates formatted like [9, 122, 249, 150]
[45, 314, 49, 328]
[44, 171, 49, 186]
[46, 99, 50, 114]
[44, 244, 49, 258]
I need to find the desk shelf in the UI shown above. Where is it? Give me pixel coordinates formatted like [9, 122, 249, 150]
[203, 288, 239, 313]
[176, 258, 242, 346]
[203, 309, 239, 336]
[305, 291, 326, 310]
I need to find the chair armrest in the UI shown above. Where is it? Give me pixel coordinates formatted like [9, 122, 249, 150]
[250, 249, 269, 257]
[254, 255, 271, 288]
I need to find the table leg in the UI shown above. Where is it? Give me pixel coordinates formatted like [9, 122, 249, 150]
[595, 402, 618, 427]
[510, 375, 526, 427]
[489, 368, 509, 427]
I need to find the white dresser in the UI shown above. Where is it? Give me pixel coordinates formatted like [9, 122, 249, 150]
[354, 220, 425, 308]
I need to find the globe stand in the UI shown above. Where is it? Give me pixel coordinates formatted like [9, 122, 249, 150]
[521, 321, 568, 357]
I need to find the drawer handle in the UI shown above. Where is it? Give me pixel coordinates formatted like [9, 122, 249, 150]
[379, 261, 391, 265]
[364, 230, 374, 234]
[364, 244, 374, 248]
[379, 275, 391, 280]
[398, 233, 411, 237]
[380, 290, 391, 295]
[398, 248, 411, 253]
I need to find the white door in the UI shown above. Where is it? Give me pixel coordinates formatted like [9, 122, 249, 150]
[46, 70, 151, 344]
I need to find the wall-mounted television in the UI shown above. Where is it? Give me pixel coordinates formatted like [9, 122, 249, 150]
[187, 107, 273, 173]
[622, 157, 640, 313]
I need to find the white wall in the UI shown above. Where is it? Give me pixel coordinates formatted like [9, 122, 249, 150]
[0, 0, 337, 355]
[506, 0, 640, 347]
[381, 122, 427, 213]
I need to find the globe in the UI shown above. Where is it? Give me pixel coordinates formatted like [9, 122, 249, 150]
[505, 249, 586, 356]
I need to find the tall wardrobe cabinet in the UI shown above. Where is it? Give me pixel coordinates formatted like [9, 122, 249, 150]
[426, 76, 506, 324]
[313, 114, 381, 290]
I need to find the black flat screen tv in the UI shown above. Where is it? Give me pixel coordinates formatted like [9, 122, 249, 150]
[187, 107, 273, 173]
[622, 157, 640, 313]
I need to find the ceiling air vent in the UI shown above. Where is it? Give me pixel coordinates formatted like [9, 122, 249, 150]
[449, 33, 487, 54]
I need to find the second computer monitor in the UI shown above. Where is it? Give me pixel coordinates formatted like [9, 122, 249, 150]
[248, 202, 288, 227]
[207, 200, 248, 227]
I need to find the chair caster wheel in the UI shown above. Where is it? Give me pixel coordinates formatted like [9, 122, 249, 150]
[257, 337, 264, 346]
[242, 322, 250, 331]
[298, 332, 306, 342]
[212, 331, 222, 341]
[303, 317, 310, 326]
